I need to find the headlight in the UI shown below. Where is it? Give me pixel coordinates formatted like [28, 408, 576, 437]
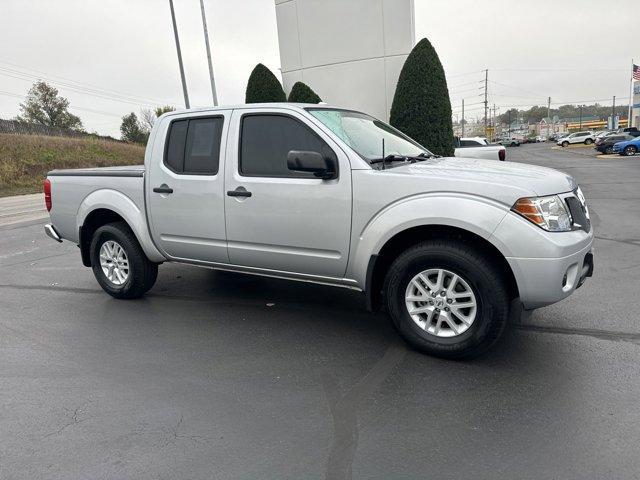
[512, 195, 573, 231]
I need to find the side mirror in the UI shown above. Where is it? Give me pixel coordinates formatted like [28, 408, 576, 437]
[287, 150, 336, 179]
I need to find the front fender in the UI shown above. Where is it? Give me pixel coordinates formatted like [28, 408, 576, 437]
[346, 193, 510, 287]
[77, 189, 165, 263]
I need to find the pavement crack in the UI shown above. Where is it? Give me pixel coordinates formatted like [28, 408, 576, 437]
[43, 402, 92, 439]
[517, 324, 640, 345]
[0, 284, 102, 294]
[322, 343, 406, 480]
[595, 235, 640, 248]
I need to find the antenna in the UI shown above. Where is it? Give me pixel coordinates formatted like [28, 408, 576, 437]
[381, 138, 386, 170]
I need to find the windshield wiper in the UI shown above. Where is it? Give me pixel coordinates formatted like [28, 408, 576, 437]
[417, 152, 441, 159]
[369, 154, 424, 165]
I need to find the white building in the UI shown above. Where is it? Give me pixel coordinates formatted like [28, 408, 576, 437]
[274, 0, 415, 121]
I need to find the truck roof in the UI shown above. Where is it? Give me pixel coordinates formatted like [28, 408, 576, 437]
[161, 103, 345, 118]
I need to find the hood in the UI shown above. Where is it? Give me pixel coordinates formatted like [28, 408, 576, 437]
[387, 156, 576, 200]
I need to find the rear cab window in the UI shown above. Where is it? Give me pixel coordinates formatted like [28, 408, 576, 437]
[164, 116, 224, 175]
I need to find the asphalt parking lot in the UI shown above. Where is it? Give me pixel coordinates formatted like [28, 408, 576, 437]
[1, 143, 639, 479]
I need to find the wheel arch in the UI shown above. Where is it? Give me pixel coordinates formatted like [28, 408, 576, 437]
[77, 189, 164, 266]
[364, 224, 519, 312]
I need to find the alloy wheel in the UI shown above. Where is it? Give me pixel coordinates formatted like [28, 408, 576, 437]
[405, 268, 478, 338]
[99, 240, 129, 286]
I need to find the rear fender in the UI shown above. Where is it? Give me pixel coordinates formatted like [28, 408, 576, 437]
[77, 189, 165, 263]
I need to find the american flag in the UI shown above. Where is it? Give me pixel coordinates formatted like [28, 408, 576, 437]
[634, 64, 640, 81]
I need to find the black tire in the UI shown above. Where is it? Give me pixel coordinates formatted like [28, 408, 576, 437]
[90, 222, 158, 299]
[562, 141, 569, 147]
[383, 240, 510, 359]
[584, 138, 593, 145]
[604, 146, 613, 154]
[624, 145, 637, 156]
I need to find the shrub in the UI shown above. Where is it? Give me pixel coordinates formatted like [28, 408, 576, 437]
[245, 64, 286, 103]
[287, 82, 322, 103]
[390, 38, 454, 156]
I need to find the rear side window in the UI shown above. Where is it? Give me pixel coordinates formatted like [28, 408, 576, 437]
[239, 114, 336, 178]
[460, 140, 481, 147]
[164, 117, 223, 174]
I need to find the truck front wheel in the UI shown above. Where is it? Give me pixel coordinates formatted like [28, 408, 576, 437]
[90, 222, 158, 299]
[383, 240, 510, 359]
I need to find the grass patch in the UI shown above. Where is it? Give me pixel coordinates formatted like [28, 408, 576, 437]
[0, 133, 145, 197]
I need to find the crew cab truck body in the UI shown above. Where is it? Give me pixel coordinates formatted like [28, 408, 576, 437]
[453, 136, 506, 161]
[44, 104, 594, 358]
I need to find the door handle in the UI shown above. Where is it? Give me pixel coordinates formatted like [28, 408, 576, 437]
[227, 187, 252, 198]
[153, 184, 173, 194]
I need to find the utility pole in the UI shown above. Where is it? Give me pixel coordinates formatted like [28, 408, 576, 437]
[169, 0, 190, 108]
[461, 99, 465, 137]
[508, 109, 511, 137]
[629, 59, 634, 128]
[483, 69, 488, 136]
[612, 95, 616, 129]
[579, 105, 583, 129]
[492, 104, 497, 141]
[199, 0, 218, 106]
[547, 97, 551, 137]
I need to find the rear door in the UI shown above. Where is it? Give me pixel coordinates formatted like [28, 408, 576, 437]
[223, 107, 352, 279]
[147, 111, 230, 263]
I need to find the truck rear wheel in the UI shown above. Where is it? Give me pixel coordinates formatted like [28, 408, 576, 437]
[383, 240, 510, 359]
[90, 222, 158, 299]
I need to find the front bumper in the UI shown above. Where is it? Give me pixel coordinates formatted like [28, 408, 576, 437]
[507, 242, 594, 310]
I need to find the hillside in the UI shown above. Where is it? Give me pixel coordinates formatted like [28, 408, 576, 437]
[0, 134, 145, 197]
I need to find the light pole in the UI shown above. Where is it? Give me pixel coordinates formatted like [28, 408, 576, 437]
[169, 0, 190, 108]
[199, 0, 218, 106]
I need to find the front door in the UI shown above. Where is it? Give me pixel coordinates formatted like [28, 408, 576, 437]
[224, 108, 352, 279]
[147, 111, 229, 263]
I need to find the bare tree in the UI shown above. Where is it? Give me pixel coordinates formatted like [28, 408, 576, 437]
[17, 81, 83, 130]
[139, 105, 176, 134]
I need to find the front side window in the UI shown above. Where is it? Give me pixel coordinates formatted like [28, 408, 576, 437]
[307, 108, 433, 164]
[240, 114, 336, 178]
[164, 116, 223, 174]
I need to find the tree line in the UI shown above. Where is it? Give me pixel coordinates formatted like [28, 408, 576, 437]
[498, 103, 624, 125]
[12, 81, 175, 144]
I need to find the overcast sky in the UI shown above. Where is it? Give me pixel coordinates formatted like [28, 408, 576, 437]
[1, 0, 636, 137]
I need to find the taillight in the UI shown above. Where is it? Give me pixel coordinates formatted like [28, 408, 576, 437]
[499, 149, 506, 161]
[43, 178, 52, 212]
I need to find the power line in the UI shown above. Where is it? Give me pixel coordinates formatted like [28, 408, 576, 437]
[0, 60, 174, 106]
[490, 67, 627, 72]
[446, 70, 484, 79]
[0, 90, 124, 118]
[0, 67, 168, 109]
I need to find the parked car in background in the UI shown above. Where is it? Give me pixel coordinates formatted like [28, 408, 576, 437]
[42, 103, 594, 358]
[557, 131, 595, 147]
[454, 137, 506, 161]
[612, 136, 640, 156]
[594, 134, 633, 154]
[593, 131, 609, 139]
[548, 132, 564, 142]
[498, 137, 521, 147]
[594, 132, 618, 147]
[535, 135, 546, 143]
[616, 128, 640, 137]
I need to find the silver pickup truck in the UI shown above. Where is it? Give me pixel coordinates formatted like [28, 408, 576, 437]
[43, 103, 594, 358]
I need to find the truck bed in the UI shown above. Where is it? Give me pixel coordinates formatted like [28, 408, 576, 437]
[48, 165, 145, 177]
[47, 165, 146, 244]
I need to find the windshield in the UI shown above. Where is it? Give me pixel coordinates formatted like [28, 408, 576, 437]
[307, 108, 433, 163]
